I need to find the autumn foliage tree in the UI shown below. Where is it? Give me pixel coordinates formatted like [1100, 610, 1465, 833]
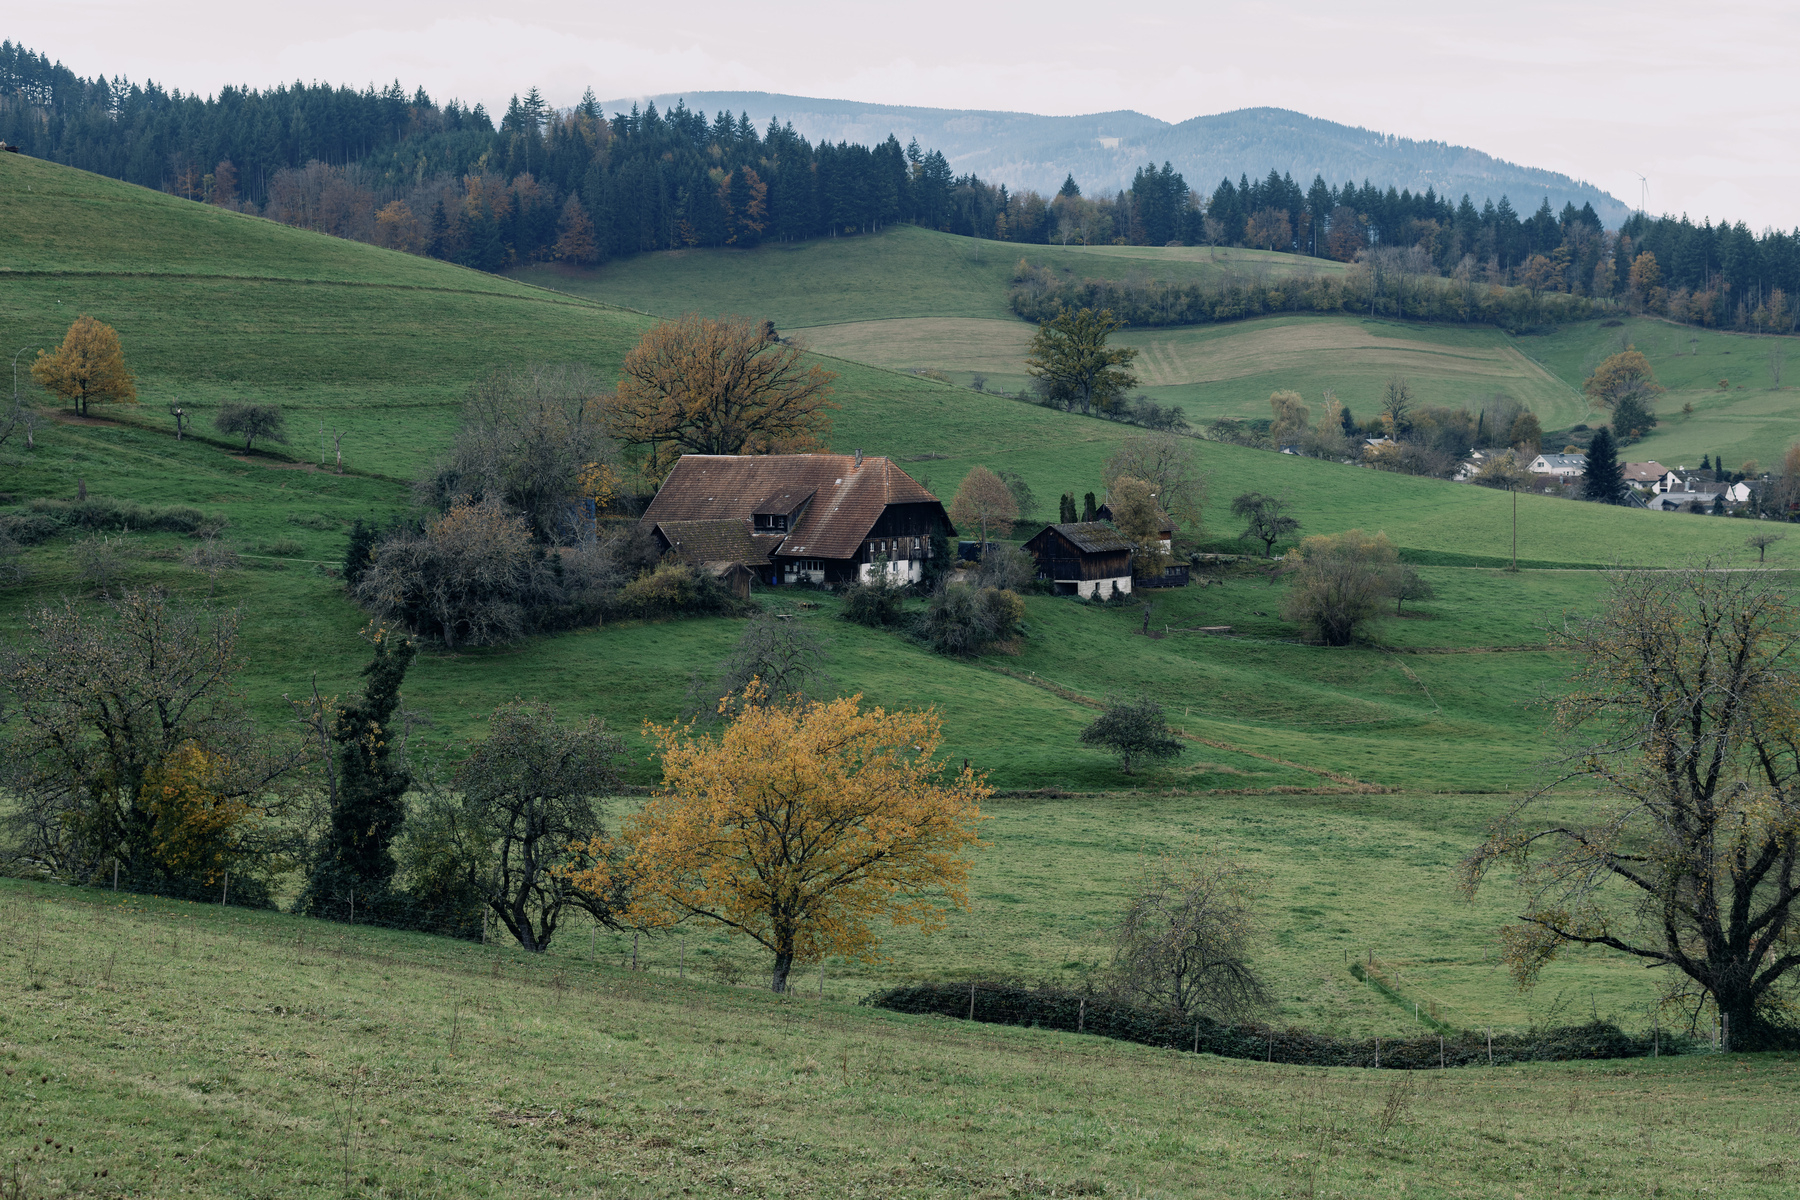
[1584, 349, 1664, 440]
[574, 688, 989, 992]
[31, 314, 138, 417]
[607, 315, 837, 477]
[553, 194, 599, 264]
[948, 465, 1018, 547]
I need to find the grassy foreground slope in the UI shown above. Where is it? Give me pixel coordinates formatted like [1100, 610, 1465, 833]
[5, 880, 1795, 1200]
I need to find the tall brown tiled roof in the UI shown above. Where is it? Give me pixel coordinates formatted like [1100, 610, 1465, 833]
[642, 454, 948, 561]
[652, 519, 777, 566]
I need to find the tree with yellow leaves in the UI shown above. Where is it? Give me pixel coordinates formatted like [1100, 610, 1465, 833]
[31, 315, 137, 417]
[145, 742, 251, 885]
[606, 315, 836, 478]
[571, 689, 988, 992]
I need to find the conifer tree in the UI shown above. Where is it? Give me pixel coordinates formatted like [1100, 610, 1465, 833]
[1060, 492, 1077, 523]
[300, 632, 417, 919]
[1082, 492, 1098, 522]
[1583, 426, 1625, 504]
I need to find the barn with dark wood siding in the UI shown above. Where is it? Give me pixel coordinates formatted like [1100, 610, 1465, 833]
[1021, 522, 1135, 598]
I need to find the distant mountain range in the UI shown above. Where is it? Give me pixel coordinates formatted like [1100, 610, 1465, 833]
[604, 93, 1631, 227]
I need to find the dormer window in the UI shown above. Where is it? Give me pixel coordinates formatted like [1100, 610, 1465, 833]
[755, 513, 788, 531]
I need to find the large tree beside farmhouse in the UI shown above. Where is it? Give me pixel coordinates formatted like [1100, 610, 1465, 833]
[607, 316, 837, 478]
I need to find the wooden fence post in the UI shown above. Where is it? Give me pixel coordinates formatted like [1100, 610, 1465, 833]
[968, 983, 976, 1022]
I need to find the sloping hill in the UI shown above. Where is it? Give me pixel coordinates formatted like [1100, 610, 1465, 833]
[611, 92, 1630, 221]
[0, 152, 652, 480]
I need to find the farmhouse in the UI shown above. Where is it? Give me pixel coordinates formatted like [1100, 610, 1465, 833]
[1528, 452, 1587, 477]
[1623, 461, 1668, 486]
[642, 452, 953, 586]
[1022, 522, 1135, 598]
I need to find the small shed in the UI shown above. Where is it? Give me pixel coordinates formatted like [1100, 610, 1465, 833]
[1022, 522, 1135, 598]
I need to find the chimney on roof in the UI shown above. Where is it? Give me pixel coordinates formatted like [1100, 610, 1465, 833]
[855, 449, 863, 468]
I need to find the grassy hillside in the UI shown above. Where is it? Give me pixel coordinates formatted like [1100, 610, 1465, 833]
[3, 880, 1792, 1200]
[514, 224, 1339, 327]
[0, 152, 655, 481]
[2, 155, 1791, 1046]
[520, 221, 1800, 471]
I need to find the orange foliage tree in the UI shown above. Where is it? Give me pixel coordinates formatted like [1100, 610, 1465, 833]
[31, 315, 138, 417]
[948, 465, 1017, 547]
[553, 195, 599, 264]
[569, 689, 989, 992]
[145, 741, 252, 885]
[607, 315, 836, 478]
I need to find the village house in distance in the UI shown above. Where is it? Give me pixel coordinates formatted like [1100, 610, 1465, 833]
[642, 452, 954, 588]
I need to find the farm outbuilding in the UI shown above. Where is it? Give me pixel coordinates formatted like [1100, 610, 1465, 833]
[1022, 522, 1135, 598]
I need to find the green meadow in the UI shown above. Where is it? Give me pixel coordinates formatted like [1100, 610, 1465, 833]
[7, 882, 1797, 1200]
[2, 153, 1797, 1197]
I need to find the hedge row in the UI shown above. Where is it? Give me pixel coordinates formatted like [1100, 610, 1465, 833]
[866, 981, 1690, 1069]
[5, 496, 228, 540]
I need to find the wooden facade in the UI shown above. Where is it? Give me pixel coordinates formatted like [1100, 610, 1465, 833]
[1022, 523, 1136, 597]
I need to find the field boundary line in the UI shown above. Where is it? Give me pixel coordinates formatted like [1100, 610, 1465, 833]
[982, 664, 1391, 791]
[0, 268, 617, 309]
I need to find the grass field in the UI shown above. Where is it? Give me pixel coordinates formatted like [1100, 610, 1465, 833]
[5, 880, 1797, 1200]
[513, 224, 1340, 328]
[518, 219, 1800, 472]
[7, 156, 1800, 1180]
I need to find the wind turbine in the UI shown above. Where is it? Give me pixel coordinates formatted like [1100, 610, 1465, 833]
[1635, 173, 1649, 217]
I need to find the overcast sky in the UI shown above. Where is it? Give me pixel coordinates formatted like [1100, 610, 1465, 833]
[17, 1, 1799, 229]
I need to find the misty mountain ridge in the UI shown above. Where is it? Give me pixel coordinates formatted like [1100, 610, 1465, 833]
[604, 92, 1630, 228]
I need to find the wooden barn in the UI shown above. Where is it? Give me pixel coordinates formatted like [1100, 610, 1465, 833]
[1021, 522, 1136, 598]
[641, 452, 954, 586]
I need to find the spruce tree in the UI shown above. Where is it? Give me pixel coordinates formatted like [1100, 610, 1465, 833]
[1340, 405, 1356, 437]
[1584, 426, 1625, 504]
[1701, 453, 1711, 471]
[1082, 492, 1099, 522]
[1060, 492, 1077, 523]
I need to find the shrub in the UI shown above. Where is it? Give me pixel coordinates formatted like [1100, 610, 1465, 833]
[1279, 529, 1399, 645]
[841, 559, 906, 627]
[27, 496, 218, 535]
[922, 584, 1023, 656]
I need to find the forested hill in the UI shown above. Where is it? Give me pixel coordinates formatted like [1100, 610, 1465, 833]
[608, 93, 1631, 227]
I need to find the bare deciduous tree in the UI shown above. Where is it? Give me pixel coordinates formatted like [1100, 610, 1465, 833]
[1463, 565, 1800, 1048]
[0, 591, 307, 886]
[454, 700, 627, 952]
[685, 611, 833, 721]
[1111, 851, 1270, 1021]
[1103, 432, 1207, 534]
[419, 364, 617, 542]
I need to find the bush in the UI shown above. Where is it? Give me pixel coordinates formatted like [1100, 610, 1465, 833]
[1280, 529, 1399, 645]
[866, 981, 1689, 1069]
[922, 584, 1023, 656]
[0, 511, 61, 545]
[617, 562, 744, 620]
[841, 560, 906, 627]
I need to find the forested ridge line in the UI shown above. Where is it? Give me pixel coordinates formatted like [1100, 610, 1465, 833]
[4, 37, 1796, 337]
